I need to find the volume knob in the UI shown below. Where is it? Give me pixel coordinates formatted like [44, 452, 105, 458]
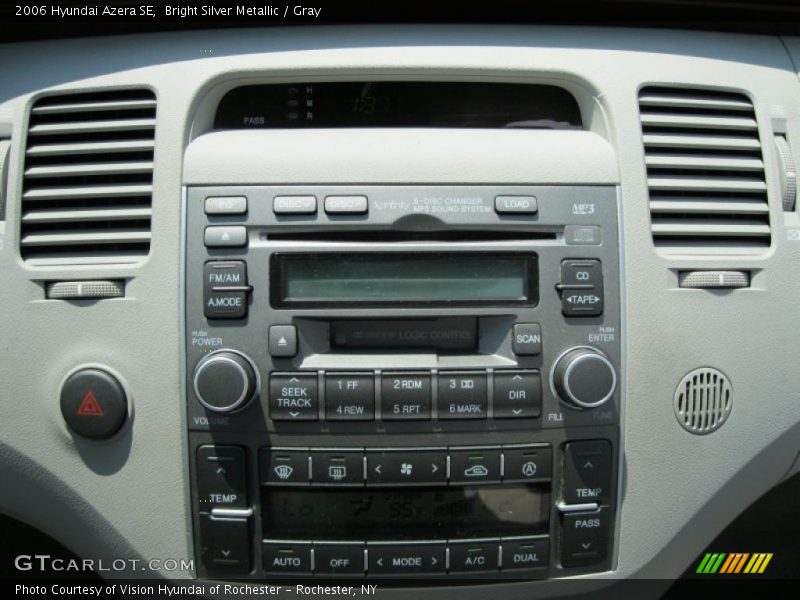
[552, 347, 616, 409]
[193, 350, 258, 413]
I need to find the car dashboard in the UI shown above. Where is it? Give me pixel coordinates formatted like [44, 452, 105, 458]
[0, 24, 799, 596]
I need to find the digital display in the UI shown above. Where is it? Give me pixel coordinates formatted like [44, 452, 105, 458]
[214, 82, 583, 129]
[261, 485, 549, 541]
[271, 253, 537, 308]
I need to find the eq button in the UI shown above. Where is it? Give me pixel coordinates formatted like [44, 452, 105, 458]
[438, 371, 487, 419]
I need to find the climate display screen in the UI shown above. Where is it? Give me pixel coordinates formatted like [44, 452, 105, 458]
[214, 82, 583, 129]
[261, 485, 549, 541]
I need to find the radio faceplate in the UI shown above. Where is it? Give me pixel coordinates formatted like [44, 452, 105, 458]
[184, 185, 622, 581]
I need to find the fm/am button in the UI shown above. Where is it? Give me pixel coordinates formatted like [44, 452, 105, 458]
[269, 373, 318, 421]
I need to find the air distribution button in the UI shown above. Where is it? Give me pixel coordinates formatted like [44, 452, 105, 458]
[60, 368, 127, 439]
[193, 350, 258, 413]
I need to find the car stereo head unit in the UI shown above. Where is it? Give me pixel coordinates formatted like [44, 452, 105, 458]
[184, 184, 621, 581]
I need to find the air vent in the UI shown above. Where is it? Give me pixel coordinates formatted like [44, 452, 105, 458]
[674, 367, 733, 435]
[639, 87, 770, 253]
[21, 89, 156, 265]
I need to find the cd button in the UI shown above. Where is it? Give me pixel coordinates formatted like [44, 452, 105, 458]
[449, 448, 502, 485]
[438, 371, 487, 420]
[311, 450, 364, 486]
[325, 373, 375, 421]
[269, 373, 318, 421]
[448, 540, 500, 573]
[366, 449, 446, 485]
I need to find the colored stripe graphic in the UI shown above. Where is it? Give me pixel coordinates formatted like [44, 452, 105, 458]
[697, 553, 728, 573]
[699, 552, 773, 574]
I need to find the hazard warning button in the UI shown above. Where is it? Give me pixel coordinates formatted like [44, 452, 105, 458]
[60, 368, 127, 439]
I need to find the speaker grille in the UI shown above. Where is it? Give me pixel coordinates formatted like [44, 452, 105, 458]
[674, 367, 732, 434]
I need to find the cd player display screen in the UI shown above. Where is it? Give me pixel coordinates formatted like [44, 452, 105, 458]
[261, 485, 549, 541]
[271, 252, 537, 307]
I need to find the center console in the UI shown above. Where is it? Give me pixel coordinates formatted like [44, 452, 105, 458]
[185, 181, 621, 580]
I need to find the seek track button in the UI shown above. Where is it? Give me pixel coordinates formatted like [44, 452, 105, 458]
[269, 373, 318, 421]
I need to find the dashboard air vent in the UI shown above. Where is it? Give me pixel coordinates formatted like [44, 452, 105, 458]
[21, 89, 156, 265]
[639, 87, 770, 252]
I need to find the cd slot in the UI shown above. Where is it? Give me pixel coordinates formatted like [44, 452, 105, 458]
[266, 230, 558, 243]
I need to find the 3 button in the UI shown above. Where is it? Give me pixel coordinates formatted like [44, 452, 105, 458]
[438, 371, 487, 419]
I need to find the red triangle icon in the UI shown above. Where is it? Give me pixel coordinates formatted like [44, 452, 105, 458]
[76, 390, 104, 417]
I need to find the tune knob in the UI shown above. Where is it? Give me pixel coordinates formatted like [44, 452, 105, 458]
[552, 347, 616, 409]
[193, 350, 258, 413]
